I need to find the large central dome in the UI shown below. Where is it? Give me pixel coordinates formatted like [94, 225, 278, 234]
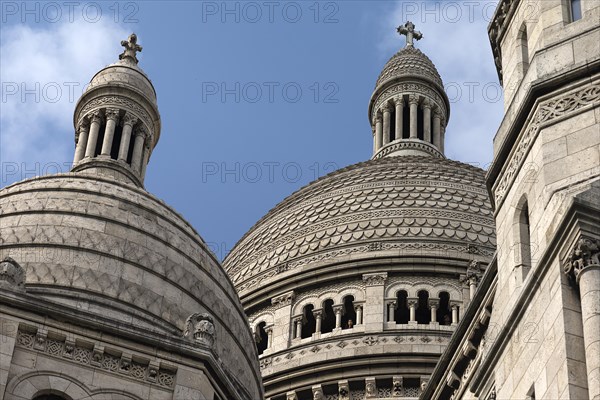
[226, 156, 495, 298]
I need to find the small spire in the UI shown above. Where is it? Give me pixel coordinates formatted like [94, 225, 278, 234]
[119, 33, 143, 64]
[397, 21, 423, 47]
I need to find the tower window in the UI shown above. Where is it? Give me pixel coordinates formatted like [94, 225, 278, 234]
[437, 292, 452, 325]
[402, 103, 410, 139]
[416, 290, 431, 324]
[517, 24, 529, 76]
[395, 290, 410, 324]
[570, 0, 582, 21]
[321, 299, 335, 333]
[518, 200, 532, 270]
[255, 321, 268, 355]
[301, 304, 316, 338]
[341, 295, 356, 329]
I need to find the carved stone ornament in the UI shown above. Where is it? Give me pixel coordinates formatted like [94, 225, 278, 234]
[462, 260, 483, 285]
[312, 385, 324, 400]
[362, 272, 387, 286]
[564, 237, 600, 285]
[183, 313, 216, 348]
[272, 291, 295, 307]
[0, 257, 26, 290]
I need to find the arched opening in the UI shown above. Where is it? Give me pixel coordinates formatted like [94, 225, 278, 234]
[34, 391, 71, 400]
[437, 292, 452, 325]
[110, 123, 123, 160]
[255, 321, 268, 355]
[95, 121, 106, 157]
[402, 101, 410, 139]
[517, 24, 529, 76]
[570, 0, 582, 21]
[321, 299, 336, 333]
[390, 106, 397, 142]
[515, 197, 532, 279]
[301, 304, 316, 338]
[341, 295, 356, 329]
[395, 290, 410, 324]
[416, 290, 431, 324]
[417, 106, 424, 140]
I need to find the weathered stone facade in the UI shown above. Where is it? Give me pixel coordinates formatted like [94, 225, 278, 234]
[424, 0, 600, 399]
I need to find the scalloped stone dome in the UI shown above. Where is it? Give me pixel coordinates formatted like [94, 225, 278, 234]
[84, 59, 157, 105]
[224, 156, 496, 294]
[375, 46, 444, 89]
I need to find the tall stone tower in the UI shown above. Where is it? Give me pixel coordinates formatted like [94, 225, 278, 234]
[0, 35, 263, 400]
[224, 23, 496, 400]
[422, 0, 600, 398]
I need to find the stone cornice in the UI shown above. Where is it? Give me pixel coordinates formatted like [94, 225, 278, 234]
[487, 0, 520, 85]
[488, 77, 600, 210]
[372, 139, 445, 160]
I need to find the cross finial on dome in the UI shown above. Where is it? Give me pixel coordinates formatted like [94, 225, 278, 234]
[119, 33, 143, 64]
[397, 21, 423, 47]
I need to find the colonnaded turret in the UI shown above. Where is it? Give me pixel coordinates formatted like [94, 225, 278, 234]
[224, 23, 496, 400]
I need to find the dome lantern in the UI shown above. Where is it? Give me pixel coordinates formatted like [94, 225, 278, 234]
[71, 33, 161, 188]
[368, 22, 450, 159]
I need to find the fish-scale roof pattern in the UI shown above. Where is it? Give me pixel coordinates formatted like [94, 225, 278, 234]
[375, 46, 444, 89]
[224, 156, 496, 290]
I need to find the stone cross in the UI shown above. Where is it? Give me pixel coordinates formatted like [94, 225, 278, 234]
[119, 33, 142, 64]
[397, 21, 423, 47]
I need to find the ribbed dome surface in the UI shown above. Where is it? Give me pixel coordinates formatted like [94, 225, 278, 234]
[84, 59, 157, 104]
[224, 156, 496, 293]
[376, 46, 444, 89]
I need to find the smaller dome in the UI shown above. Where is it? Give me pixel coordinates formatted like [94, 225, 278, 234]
[84, 59, 157, 105]
[375, 46, 444, 89]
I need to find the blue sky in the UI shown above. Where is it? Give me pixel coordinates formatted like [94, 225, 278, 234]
[1, 1, 502, 260]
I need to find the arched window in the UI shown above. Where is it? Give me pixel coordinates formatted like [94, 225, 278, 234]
[416, 290, 431, 324]
[301, 304, 316, 339]
[34, 392, 70, 400]
[341, 295, 356, 329]
[570, 0, 582, 21]
[517, 24, 530, 76]
[395, 290, 410, 324]
[321, 299, 336, 333]
[437, 292, 452, 325]
[516, 198, 532, 278]
[255, 321, 268, 355]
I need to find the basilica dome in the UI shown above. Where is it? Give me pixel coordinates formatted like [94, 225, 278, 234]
[226, 155, 495, 298]
[375, 45, 444, 90]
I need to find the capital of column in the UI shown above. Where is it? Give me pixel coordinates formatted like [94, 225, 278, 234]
[133, 125, 149, 139]
[122, 113, 138, 128]
[564, 237, 600, 285]
[433, 108, 442, 119]
[450, 302, 459, 311]
[88, 110, 103, 124]
[375, 113, 383, 123]
[407, 298, 418, 308]
[264, 324, 274, 334]
[382, 103, 392, 114]
[292, 315, 303, 323]
[105, 108, 120, 121]
[354, 305, 363, 312]
[429, 299, 440, 308]
[408, 95, 419, 106]
[422, 98, 432, 110]
[312, 309, 323, 318]
[76, 119, 90, 142]
[393, 96, 404, 106]
[333, 305, 343, 315]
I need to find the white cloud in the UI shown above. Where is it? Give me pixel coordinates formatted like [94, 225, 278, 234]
[376, 0, 503, 168]
[0, 20, 129, 183]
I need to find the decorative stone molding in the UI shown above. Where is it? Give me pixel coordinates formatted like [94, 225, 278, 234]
[393, 376, 403, 397]
[105, 107, 120, 121]
[272, 291, 295, 308]
[493, 83, 600, 206]
[372, 81, 448, 123]
[183, 313, 216, 348]
[79, 95, 151, 129]
[0, 257, 25, 290]
[365, 377, 377, 398]
[122, 113, 138, 127]
[338, 380, 350, 400]
[312, 384, 324, 400]
[462, 260, 483, 285]
[16, 327, 175, 388]
[363, 272, 387, 286]
[373, 139, 445, 159]
[488, 0, 518, 84]
[564, 237, 600, 285]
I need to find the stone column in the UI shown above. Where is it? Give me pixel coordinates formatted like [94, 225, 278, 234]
[394, 96, 404, 140]
[131, 126, 147, 173]
[100, 108, 120, 156]
[387, 301, 396, 322]
[314, 309, 323, 334]
[440, 123, 446, 154]
[140, 140, 151, 180]
[84, 111, 102, 158]
[469, 277, 478, 300]
[334, 306, 343, 329]
[429, 299, 439, 324]
[73, 120, 90, 165]
[382, 104, 391, 145]
[372, 125, 376, 154]
[423, 99, 432, 143]
[433, 109, 441, 150]
[265, 325, 274, 349]
[362, 273, 387, 333]
[451, 302, 459, 325]
[355, 305, 363, 325]
[409, 95, 419, 139]
[118, 114, 137, 162]
[408, 298, 418, 323]
[271, 291, 295, 350]
[579, 265, 600, 400]
[294, 317, 302, 339]
[375, 114, 383, 151]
